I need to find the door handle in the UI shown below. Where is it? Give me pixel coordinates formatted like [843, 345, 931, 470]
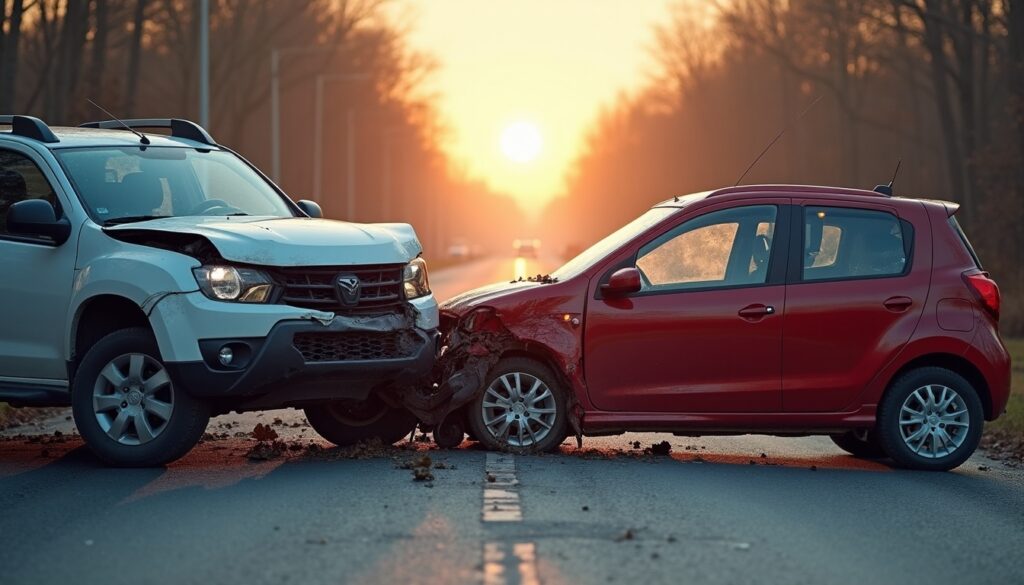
[883, 296, 913, 313]
[738, 304, 775, 321]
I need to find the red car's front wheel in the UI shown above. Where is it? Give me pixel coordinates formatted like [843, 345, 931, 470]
[467, 357, 569, 453]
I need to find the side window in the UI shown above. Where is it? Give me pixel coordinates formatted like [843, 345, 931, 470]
[636, 205, 778, 292]
[0, 149, 58, 236]
[803, 206, 908, 281]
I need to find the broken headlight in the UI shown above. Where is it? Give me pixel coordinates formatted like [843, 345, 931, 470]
[193, 265, 273, 303]
[403, 258, 431, 300]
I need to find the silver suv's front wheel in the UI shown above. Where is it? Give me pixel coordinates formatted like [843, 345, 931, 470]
[72, 328, 209, 467]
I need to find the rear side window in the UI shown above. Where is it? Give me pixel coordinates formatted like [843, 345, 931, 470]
[948, 216, 982, 269]
[803, 207, 910, 281]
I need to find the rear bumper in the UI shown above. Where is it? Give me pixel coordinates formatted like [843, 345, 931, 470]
[165, 313, 438, 410]
[964, 325, 1012, 420]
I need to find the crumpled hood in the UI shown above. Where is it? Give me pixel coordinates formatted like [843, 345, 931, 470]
[105, 216, 422, 266]
[441, 280, 542, 313]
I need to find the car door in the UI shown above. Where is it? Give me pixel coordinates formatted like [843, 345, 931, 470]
[782, 200, 929, 412]
[0, 146, 78, 381]
[584, 200, 791, 413]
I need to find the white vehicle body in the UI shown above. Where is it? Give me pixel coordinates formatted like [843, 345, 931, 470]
[0, 116, 438, 465]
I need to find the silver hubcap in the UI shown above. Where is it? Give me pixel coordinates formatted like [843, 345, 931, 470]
[899, 384, 970, 459]
[93, 353, 174, 446]
[482, 372, 557, 448]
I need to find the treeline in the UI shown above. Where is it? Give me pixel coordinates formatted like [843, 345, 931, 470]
[0, 0, 524, 257]
[543, 0, 1024, 333]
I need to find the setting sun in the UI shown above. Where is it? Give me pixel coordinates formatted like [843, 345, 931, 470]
[500, 121, 543, 163]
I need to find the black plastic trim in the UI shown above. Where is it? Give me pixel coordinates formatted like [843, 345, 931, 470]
[79, 118, 216, 146]
[165, 321, 439, 409]
[0, 115, 60, 143]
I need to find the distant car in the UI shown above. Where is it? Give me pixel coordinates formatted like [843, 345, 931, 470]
[441, 185, 1010, 471]
[0, 115, 437, 466]
[513, 238, 539, 258]
[447, 243, 470, 259]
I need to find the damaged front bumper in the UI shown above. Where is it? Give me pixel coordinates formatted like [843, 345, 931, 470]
[153, 292, 439, 410]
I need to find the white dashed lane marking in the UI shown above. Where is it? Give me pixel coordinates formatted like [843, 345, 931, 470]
[481, 452, 540, 584]
[483, 452, 521, 522]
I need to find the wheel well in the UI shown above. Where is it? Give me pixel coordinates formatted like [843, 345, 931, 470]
[498, 347, 573, 392]
[71, 295, 151, 376]
[887, 353, 992, 419]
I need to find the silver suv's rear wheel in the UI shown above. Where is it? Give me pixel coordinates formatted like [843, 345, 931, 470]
[876, 367, 983, 471]
[72, 328, 209, 467]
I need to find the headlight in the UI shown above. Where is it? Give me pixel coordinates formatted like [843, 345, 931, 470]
[403, 258, 430, 300]
[193, 265, 273, 302]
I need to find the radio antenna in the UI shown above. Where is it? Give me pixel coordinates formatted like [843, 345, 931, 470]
[86, 98, 150, 145]
[734, 94, 822, 186]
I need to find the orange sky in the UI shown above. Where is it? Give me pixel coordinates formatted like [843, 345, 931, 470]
[391, 1, 677, 213]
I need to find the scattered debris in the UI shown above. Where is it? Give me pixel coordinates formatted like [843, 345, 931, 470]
[246, 440, 286, 461]
[615, 529, 636, 542]
[667, 535, 677, 543]
[631, 440, 642, 450]
[486, 472, 496, 483]
[809, 465, 818, 471]
[412, 466, 434, 482]
[981, 431, 1024, 468]
[252, 423, 279, 442]
[509, 274, 559, 284]
[978, 465, 991, 472]
[760, 452, 768, 458]
[581, 505, 590, 511]
[645, 441, 672, 456]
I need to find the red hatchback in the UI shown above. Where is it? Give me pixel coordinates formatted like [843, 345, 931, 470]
[439, 185, 1011, 471]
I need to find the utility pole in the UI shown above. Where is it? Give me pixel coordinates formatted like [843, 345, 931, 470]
[312, 73, 369, 219]
[198, 0, 209, 128]
[270, 46, 338, 184]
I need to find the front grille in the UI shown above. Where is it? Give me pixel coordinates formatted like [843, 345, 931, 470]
[269, 264, 404, 314]
[293, 331, 421, 363]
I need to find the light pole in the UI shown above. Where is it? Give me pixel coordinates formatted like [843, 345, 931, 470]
[270, 45, 338, 184]
[198, 0, 209, 128]
[312, 73, 370, 220]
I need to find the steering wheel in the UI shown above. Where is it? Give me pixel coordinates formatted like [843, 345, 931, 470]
[190, 198, 240, 216]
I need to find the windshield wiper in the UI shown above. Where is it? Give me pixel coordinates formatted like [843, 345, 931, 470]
[102, 215, 166, 226]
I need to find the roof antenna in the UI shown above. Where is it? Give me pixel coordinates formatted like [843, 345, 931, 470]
[86, 98, 150, 145]
[873, 159, 901, 197]
[734, 94, 823, 186]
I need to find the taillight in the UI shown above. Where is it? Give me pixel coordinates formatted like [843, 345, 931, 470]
[963, 271, 1000, 321]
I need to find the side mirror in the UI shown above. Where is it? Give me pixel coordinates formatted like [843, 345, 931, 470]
[601, 267, 642, 298]
[7, 199, 71, 245]
[296, 199, 323, 219]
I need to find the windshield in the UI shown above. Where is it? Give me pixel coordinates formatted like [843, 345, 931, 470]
[55, 146, 295, 224]
[551, 206, 676, 280]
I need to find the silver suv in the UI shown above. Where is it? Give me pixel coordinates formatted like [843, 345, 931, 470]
[0, 115, 438, 466]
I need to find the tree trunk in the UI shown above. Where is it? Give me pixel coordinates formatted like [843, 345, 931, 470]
[0, 0, 25, 113]
[124, 0, 147, 116]
[87, 0, 109, 105]
[922, 0, 973, 227]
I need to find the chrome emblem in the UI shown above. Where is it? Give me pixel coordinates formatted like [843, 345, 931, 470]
[336, 274, 361, 306]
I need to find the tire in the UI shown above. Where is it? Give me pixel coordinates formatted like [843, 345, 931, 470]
[876, 367, 984, 471]
[466, 356, 569, 454]
[304, 396, 416, 447]
[71, 327, 210, 467]
[830, 429, 887, 459]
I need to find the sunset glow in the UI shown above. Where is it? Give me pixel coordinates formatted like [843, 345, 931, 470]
[395, 0, 676, 211]
[500, 121, 543, 163]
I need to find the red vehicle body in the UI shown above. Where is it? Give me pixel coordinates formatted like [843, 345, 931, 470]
[441, 185, 1011, 471]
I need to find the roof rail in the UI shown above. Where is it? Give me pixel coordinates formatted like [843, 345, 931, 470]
[0, 115, 60, 143]
[706, 184, 889, 199]
[79, 118, 216, 146]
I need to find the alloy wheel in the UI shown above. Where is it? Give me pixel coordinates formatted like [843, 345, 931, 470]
[92, 353, 174, 446]
[898, 384, 970, 459]
[481, 372, 558, 448]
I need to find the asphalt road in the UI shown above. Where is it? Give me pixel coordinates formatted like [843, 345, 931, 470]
[2, 255, 1023, 585]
